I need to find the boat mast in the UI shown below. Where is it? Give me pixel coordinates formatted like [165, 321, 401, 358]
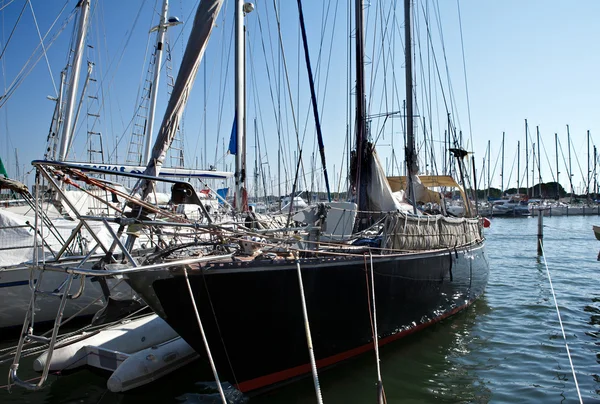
[501, 132, 504, 195]
[587, 130, 590, 197]
[567, 124, 573, 200]
[404, 0, 417, 213]
[254, 117, 258, 200]
[555, 133, 559, 199]
[143, 0, 171, 164]
[487, 139, 490, 198]
[594, 145, 597, 198]
[234, 0, 249, 211]
[296, 0, 332, 202]
[537, 126, 541, 198]
[517, 140, 520, 193]
[58, 0, 91, 162]
[525, 119, 528, 197]
[354, 0, 367, 211]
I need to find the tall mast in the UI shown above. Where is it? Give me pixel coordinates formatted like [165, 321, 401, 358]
[354, 0, 367, 211]
[537, 126, 541, 198]
[254, 118, 259, 200]
[404, 0, 417, 213]
[525, 119, 528, 197]
[58, 0, 91, 162]
[204, 61, 207, 168]
[234, 0, 248, 211]
[587, 130, 591, 197]
[594, 145, 598, 197]
[143, 0, 170, 164]
[567, 124, 573, 199]
[555, 133, 559, 199]
[487, 139, 490, 198]
[501, 132, 504, 195]
[517, 140, 520, 193]
[296, 0, 332, 202]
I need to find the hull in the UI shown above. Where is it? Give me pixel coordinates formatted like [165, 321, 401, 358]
[126, 241, 489, 393]
[0, 265, 134, 331]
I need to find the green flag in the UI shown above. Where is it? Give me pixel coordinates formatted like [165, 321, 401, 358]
[0, 157, 8, 178]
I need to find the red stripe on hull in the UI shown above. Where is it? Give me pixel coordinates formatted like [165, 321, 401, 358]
[236, 298, 475, 393]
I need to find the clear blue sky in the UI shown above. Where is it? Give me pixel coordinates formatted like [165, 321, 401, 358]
[1, 0, 599, 196]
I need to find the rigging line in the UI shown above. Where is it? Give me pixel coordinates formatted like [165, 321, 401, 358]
[369, 0, 393, 144]
[214, 6, 233, 167]
[539, 134, 557, 183]
[488, 139, 502, 190]
[1, 1, 14, 159]
[255, 9, 283, 155]
[269, 0, 286, 197]
[504, 147, 518, 190]
[303, 0, 336, 165]
[430, 2, 460, 147]
[539, 241, 584, 404]
[415, 7, 437, 173]
[99, 0, 148, 107]
[211, 2, 231, 168]
[416, 2, 450, 132]
[272, 0, 305, 187]
[0, 7, 74, 109]
[247, 32, 273, 195]
[456, 0, 473, 151]
[365, 0, 380, 118]
[432, 1, 461, 142]
[379, 0, 394, 131]
[0, 0, 25, 62]
[569, 135, 587, 190]
[0, 0, 15, 12]
[294, 21, 310, 192]
[27, 0, 58, 96]
[557, 136, 575, 195]
[96, 0, 115, 162]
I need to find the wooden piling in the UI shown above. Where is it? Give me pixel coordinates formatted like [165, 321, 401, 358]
[537, 209, 543, 255]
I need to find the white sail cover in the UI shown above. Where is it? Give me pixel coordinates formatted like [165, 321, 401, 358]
[367, 149, 414, 213]
[139, 0, 224, 199]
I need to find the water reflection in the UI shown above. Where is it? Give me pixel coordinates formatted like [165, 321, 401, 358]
[585, 296, 600, 396]
[252, 296, 491, 403]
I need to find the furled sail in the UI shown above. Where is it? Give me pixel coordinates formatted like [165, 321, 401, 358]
[137, 0, 224, 200]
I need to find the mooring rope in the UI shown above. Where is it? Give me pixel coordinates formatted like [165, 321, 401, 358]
[183, 267, 227, 404]
[295, 260, 324, 404]
[539, 240, 583, 404]
[368, 252, 385, 404]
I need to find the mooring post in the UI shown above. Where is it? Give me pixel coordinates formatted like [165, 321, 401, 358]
[537, 209, 544, 255]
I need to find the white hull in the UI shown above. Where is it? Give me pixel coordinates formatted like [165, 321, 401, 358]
[0, 265, 135, 330]
[530, 205, 600, 216]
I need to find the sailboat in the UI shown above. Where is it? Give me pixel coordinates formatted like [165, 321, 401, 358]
[121, 0, 489, 393]
[9, 0, 489, 395]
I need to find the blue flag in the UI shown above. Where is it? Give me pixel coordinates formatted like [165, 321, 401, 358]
[216, 187, 229, 204]
[227, 115, 237, 155]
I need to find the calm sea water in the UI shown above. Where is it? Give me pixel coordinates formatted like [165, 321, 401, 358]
[1, 215, 599, 403]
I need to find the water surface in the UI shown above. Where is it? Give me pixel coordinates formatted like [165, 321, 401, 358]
[1, 215, 599, 403]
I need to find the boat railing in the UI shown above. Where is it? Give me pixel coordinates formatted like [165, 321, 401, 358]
[8, 161, 239, 391]
[31, 254, 234, 277]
